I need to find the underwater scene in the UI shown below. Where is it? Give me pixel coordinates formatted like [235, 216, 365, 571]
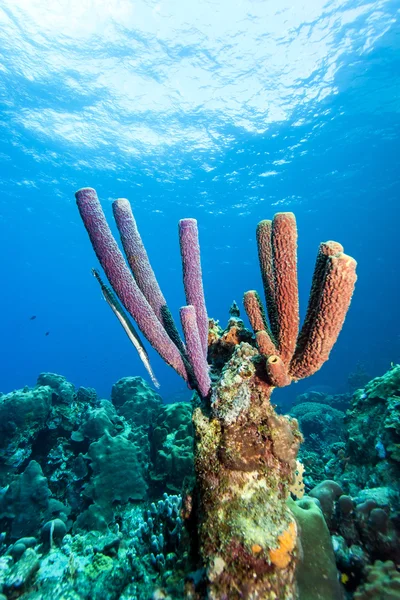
[0, 0, 399, 598]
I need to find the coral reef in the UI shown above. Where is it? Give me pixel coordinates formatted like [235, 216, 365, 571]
[283, 366, 400, 596]
[291, 402, 345, 450]
[0, 372, 196, 599]
[353, 560, 400, 599]
[0, 497, 188, 599]
[150, 403, 194, 494]
[293, 389, 351, 412]
[3, 366, 400, 599]
[306, 477, 400, 593]
[288, 497, 343, 600]
[343, 364, 400, 490]
[75, 193, 357, 598]
[0, 373, 192, 531]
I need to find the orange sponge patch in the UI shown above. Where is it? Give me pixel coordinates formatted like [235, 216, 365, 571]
[269, 521, 297, 569]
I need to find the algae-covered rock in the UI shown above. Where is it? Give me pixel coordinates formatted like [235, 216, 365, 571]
[4, 547, 40, 592]
[189, 341, 303, 599]
[291, 402, 345, 451]
[71, 400, 123, 442]
[85, 431, 148, 505]
[288, 497, 343, 600]
[111, 376, 163, 426]
[353, 560, 400, 599]
[77, 429, 149, 529]
[344, 365, 400, 489]
[0, 385, 52, 468]
[36, 373, 76, 405]
[150, 403, 194, 494]
[0, 460, 69, 539]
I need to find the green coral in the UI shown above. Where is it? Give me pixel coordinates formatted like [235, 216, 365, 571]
[85, 553, 113, 580]
[288, 497, 343, 600]
[354, 560, 400, 599]
[111, 376, 163, 426]
[0, 460, 68, 539]
[0, 385, 52, 466]
[150, 402, 194, 493]
[345, 365, 400, 481]
[363, 365, 400, 400]
[84, 431, 148, 506]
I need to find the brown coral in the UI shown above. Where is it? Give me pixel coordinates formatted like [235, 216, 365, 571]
[244, 212, 357, 385]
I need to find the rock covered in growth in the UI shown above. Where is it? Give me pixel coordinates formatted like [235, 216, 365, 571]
[150, 403, 194, 494]
[307, 480, 400, 591]
[0, 385, 53, 469]
[353, 560, 400, 599]
[0, 460, 69, 540]
[126, 493, 188, 596]
[293, 389, 351, 412]
[111, 376, 163, 425]
[3, 547, 40, 594]
[189, 341, 303, 599]
[291, 402, 345, 451]
[344, 364, 400, 489]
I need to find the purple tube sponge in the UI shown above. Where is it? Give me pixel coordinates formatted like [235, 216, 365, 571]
[180, 305, 211, 398]
[112, 198, 166, 322]
[75, 188, 188, 381]
[179, 219, 209, 359]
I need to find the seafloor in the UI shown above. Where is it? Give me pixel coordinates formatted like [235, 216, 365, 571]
[0, 364, 399, 599]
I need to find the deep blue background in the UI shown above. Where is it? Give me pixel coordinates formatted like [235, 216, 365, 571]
[0, 1, 399, 405]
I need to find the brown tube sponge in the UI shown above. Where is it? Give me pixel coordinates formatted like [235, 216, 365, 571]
[272, 213, 299, 364]
[265, 354, 292, 387]
[256, 330, 278, 358]
[256, 220, 278, 340]
[290, 252, 357, 380]
[292, 241, 344, 363]
[243, 290, 269, 334]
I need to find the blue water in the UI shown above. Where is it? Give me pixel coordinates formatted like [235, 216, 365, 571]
[0, 0, 399, 402]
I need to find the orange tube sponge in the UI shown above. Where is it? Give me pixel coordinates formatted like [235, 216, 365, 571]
[265, 354, 292, 388]
[290, 251, 357, 380]
[256, 220, 278, 340]
[256, 330, 277, 358]
[272, 213, 299, 364]
[243, 290, 269, 334]
[291, 241, 343, 365]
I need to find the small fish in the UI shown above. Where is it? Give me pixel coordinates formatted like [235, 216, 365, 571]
[29, 315, 37, 320]
[45, 331, 50, 336]
[92, 269, 160, 388]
